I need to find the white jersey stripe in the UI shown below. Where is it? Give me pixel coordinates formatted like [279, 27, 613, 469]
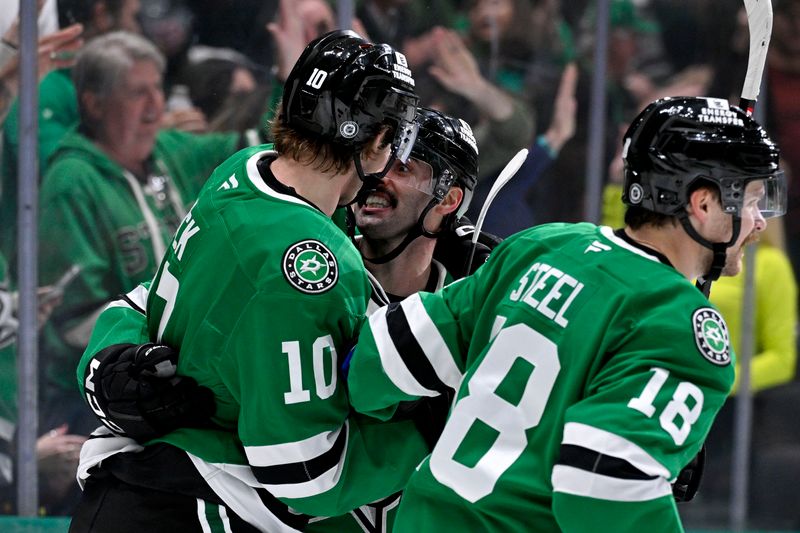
[370, 305, 438, 397]
[260, 461, 343, 499]
[552, 464, 672, 502]
[197, 499, 212, 533]
[599, 226, 662, 263]
[244, 423, 349, 498]
[219, 505, 234, 533]
[245, 424, 344, 467]
[188, 453, 304, 533]
[245, 150, 313, 208]
[104, 284, 149, 312]
[562, 422, 671, 479]
[401, 293, 463, 390]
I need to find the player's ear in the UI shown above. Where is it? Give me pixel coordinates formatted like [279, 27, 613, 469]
[80, 91, 105, 124]
[686, 185, 717, 222]
[434, 186, 463, 216]
[424, 187, 463, 234]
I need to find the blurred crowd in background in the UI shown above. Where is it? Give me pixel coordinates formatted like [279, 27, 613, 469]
[0, 0, 798, 530]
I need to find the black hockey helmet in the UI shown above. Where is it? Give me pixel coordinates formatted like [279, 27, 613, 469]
[622, 96, 785, 287]
[282, 30, 419, 166]
[622, 96, 784, 220]
[412, 107, 479, 217]
[359, 108, 480, 265]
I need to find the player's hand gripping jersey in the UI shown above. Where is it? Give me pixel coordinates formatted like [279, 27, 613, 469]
[77, 146, 429, 529]
[348, 222, 735, 533]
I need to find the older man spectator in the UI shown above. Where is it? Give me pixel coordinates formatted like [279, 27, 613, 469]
[37, 31, 238, 436]
[1, 0, 145, 270]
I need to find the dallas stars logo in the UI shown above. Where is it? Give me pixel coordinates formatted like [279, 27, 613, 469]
[692, 308, 731, 366]
[282, 240, 338, 294]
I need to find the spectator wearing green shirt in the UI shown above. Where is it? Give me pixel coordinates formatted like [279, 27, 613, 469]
[38, 31, 239, 436]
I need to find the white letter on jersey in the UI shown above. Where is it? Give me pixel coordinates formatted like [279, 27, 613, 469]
[511, 262, 584, 327]
[660, 382, 703, 446]
[155, 264, 179, 342]
[313, 335, 337, 400]
[509, 263, 539, 301]
[172, 215, 200, 261]
[282, 335, 339, 404]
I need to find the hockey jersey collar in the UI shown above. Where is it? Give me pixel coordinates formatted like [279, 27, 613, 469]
[363, 249, 448, 307]
[599, 226, 673, 267]
[244, 150, 325, 213]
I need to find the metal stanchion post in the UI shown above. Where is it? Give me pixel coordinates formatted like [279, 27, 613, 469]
[16, 0, 40, 517]
[584, 0, 610, 224]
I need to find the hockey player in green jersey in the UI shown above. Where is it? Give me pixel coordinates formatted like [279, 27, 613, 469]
[69, 30, 422, 532]
[346, 96, 787, 533]
[354, 107, 483, 308]
[307, 108, 484, 532]
[74, 106, 488, 533]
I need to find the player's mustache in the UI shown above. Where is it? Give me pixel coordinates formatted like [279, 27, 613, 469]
[743, 232, 760, 247]
[357, 185, 398, 208]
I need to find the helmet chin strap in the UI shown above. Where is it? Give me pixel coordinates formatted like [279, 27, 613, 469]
[340, 152, 397, 207]
[678, 213, 741, 298]
[344, 205, 357, 240]
[361, 198, 440, 264]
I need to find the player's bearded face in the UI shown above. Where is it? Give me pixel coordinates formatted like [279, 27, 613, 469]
[342, 141, 393, 205]
[722, 230, 760, 276]
[721, 181, 768, 277]
[355, 159, 435, 243]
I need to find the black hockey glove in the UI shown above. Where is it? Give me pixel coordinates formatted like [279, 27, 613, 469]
[393, 391, 453, 451]
[433, 216, 503, 279]
[672, 444, 706, 502]
[84, 343, 215, 442]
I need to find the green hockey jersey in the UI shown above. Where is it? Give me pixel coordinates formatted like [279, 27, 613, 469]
[78, 258, 455, 533]
[348, 222, 735, 533]
[79, 146, 429, 527]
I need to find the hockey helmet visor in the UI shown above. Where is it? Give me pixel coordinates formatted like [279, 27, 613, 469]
[383, 157, 436, 196]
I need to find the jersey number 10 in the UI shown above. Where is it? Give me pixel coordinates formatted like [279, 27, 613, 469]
[154, 262, 339, 406]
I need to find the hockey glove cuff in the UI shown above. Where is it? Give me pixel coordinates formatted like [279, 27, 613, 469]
[84, 343, 215, 442]
[673, 443, 706, 502]
[433, 216, 502, 278]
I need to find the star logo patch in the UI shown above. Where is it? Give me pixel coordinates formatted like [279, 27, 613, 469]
[692, 307, 731, 366]
[282, 240, 338, 294]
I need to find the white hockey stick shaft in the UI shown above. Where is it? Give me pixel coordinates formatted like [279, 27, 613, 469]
[740, 0, 773, 115]
[465, 148, 529, 273]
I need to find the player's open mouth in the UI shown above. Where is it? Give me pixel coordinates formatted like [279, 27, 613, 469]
[360, 190, 397, 211]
